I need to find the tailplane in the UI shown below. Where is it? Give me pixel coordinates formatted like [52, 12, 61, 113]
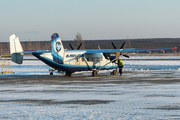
[51, 33, 64, 64]
[9, 34, 24, 64]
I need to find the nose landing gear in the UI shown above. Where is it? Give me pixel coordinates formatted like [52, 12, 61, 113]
[66, 71, 72, 77]
[49, 68, 55, 75]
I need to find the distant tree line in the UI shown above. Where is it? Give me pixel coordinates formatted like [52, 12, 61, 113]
[0, 38, 179, 55]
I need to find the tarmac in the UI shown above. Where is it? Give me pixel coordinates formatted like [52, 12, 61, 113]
[0, 70, 179, 83]
[0, 70, 180, 119]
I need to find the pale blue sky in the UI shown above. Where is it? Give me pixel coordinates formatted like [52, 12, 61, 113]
[0, 0, 180, 42]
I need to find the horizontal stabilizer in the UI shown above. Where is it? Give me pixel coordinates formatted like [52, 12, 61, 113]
[11, 53, 23, 64]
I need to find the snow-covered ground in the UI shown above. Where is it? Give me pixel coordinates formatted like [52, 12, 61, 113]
[0, 56, 180, 119]
[7, 56, 180, 75]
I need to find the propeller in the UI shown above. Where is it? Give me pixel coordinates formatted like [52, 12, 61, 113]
[112, 42, 125, 49]
[69, 43, 74, 50]
[111, 42, 116, 49]
[122, 54, 129, 58]
[77, 43, 82, 50]
[120, 42, 125, 49]
[111, 42, 129, 58]
[69, 43, 82, 50]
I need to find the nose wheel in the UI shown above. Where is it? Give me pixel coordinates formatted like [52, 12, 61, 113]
[49, 68, 55, 75]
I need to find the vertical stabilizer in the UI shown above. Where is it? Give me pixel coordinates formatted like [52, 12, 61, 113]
[10, 34, 24, 64]
[51, 33, 64, 64]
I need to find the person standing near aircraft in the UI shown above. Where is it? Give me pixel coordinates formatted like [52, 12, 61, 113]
[118, 59, 123, 76]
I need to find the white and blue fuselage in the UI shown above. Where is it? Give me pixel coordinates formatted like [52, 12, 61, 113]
[32, 50, 117, 72]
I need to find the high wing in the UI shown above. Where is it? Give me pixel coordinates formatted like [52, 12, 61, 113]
[7, 46, 176, 54]
[8, 33, 177, 66]
[4, 50, 52, 54]
[65, 47, 177, 54]
[22, 50, 52, 54]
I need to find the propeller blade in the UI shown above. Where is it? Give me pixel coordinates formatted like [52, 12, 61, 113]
[77, 43, 82, 50]
[120, 42, 125, 49]
[69, 43, 74, 50]
[111, 42, 117, 49]
[123, 54, 129, 58]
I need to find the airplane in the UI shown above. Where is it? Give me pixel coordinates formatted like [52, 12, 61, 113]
[9, 33, 177, 77]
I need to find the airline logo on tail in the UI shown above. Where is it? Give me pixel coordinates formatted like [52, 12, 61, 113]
[51, 33, 64, 64]
[55, 41, 61, 52]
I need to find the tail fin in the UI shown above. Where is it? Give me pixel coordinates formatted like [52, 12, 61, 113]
[51, 33, 64, 64]
[9, 34, 24, 64]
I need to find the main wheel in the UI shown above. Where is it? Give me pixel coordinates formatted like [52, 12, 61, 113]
[92, 70, 98, 77]
[111, 70, 117, 75]
[113, 69, 118, 75]
[50, 72, 53, 75]
[66, 71, 72, 77]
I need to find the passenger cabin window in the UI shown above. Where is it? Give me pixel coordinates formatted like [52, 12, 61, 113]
[82, 58, 84, 62]
[96, 58, 99, 61]
[100, 58, 103, 61]
[87, 58, 89, 61]
[76, 58, 79, 62]
[92, 58, 95, 61]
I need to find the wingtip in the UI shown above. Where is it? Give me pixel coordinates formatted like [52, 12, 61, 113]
[171, 47, 177, 50]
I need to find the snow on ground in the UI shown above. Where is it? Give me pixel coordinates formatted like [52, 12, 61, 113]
[8, 56, 180, 75]
[0, 56, 180, 119]
[1, 71, 180, 119]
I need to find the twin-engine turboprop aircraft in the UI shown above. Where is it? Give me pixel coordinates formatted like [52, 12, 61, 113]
[9, 33, 177, 77]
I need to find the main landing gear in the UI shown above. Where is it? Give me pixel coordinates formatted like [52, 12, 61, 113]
[49, 69, 72, 77]
[66, 71, 72, 77]
[92, 68, 118, 77]
[110, 68, 118, 75]
[92, 70, 98, 77]
[91, 55, 120, 77]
